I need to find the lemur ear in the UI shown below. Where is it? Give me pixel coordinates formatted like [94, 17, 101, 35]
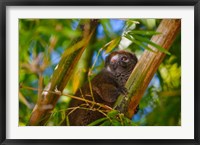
[105, 54, 111, 67]
[129, 53, 138, 63]
[105, 51, 118, 67]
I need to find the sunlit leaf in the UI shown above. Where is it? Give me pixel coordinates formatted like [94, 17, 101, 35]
[72, 71, 80, 94]
[103, 37, 121, 53]
[141, 19, 156, 30]
[127, 20, 140, 25]
[126, 20, 140, 31]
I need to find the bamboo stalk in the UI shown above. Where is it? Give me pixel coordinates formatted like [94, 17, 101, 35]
[28, 20, 98, 126]
[114, 19, 181, 118]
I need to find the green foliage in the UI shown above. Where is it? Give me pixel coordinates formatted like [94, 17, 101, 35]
[88, 110, 137, 126]
[135, 33, 181, 126]
[124, 23, 170, 54]
[19, 19, 81, 125]
[19, 18, 181, 126]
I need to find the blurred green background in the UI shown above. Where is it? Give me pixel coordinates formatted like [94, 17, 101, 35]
[19, 19, 181, 126]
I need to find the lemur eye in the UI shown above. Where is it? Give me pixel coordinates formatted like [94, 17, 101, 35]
[121, 56, 128, 62]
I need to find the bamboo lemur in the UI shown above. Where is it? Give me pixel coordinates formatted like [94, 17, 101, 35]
[68, 50, 138, 126]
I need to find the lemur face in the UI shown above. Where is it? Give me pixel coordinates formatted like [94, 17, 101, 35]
[105, 50, 138, 75]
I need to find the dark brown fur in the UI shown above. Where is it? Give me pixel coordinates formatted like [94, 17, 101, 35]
[68, 50, 138, 126]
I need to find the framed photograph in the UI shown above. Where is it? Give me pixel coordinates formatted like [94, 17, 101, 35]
[1, 0, 200, 145]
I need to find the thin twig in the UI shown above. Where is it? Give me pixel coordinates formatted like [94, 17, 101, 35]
[20, 85, 113, 111]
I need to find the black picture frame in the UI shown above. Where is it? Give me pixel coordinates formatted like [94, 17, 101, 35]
[0, 0, 200, 145]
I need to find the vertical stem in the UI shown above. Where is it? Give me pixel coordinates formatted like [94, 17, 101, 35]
[114, 19, 181, 118]
[28, 20, 98, 126]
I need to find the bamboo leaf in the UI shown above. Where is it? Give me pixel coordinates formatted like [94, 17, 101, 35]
[124, 34, 155, 52]
[72, 71, 80, 94]
[129, 30, 161, 36]
[111, 120, 121, 126]
[100, 19, 113, 37]
[125, 20, 140, 31]
[107, 110, 119, 118]
[100, 120, 111, 126]
[141, 19, 156, 30]
[134, 34, 171, 55]
[104, 37, 121, 53]
[88, 117, 108, 126]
